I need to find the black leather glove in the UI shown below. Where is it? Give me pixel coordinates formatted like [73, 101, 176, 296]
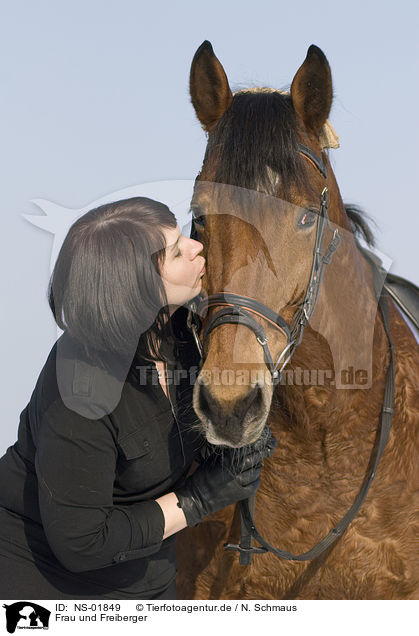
[174, 426, 277, 526]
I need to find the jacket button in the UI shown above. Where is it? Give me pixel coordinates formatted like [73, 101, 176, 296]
[118, 552, 126, 561]
[143, 440, 150, 448]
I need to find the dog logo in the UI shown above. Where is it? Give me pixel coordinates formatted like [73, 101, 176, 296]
[2, 602, 50, 633]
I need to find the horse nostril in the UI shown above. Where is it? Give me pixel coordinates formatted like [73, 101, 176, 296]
[245, 384, 262, 415]
[197, 380, 212, 415]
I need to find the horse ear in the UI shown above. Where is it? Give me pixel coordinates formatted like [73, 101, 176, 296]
[290, 45, 332, 137]
[190, 40, 233, 132]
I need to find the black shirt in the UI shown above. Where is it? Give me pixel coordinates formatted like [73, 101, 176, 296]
[0, 307, 203, 598]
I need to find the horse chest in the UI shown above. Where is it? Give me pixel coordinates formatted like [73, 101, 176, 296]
[182, 509, 409, 600]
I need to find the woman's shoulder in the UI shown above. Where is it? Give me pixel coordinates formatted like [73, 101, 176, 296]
[35, 331, 133, 423]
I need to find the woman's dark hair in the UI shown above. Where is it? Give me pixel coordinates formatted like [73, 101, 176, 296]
[48, 196, 178, 363]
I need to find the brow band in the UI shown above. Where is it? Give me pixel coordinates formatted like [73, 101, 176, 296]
[297, 143, 327, 179]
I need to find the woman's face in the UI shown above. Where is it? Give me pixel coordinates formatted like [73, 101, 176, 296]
[160, 225, 205, 312]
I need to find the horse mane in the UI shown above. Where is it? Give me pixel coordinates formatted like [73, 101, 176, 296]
[344, 204, 376, 246]
[205, 89, 311, 196]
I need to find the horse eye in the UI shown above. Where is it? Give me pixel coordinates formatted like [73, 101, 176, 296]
[297, 209, 317, 229]
[191, 206, 206, 227]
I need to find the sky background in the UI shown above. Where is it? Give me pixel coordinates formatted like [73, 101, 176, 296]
[1, 0, 418, 451]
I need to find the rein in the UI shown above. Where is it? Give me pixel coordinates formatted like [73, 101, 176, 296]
[187, 143, 395, 565]
[226, 274, 394, 563]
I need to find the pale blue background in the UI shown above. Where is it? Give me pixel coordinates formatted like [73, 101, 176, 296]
[1, 0, 418, 451]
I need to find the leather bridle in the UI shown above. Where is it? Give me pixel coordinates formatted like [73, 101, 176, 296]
[186, 143, 395, 565]
[187, 143, 342, 383]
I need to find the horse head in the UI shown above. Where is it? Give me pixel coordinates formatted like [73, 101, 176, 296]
[189, 42, 377, 447]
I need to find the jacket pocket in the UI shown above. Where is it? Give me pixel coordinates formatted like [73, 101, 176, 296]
[116, 409, 181, 490]
[117, 429, 153, 461]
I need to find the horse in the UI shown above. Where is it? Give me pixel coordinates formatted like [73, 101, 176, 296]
[175, 42, 419, 600]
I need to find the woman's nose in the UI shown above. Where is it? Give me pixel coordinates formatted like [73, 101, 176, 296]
[189, 238, 204, 258]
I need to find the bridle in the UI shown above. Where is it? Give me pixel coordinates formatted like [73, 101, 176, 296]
[187, 143, 342, 383]
[186, 143, 395, 565]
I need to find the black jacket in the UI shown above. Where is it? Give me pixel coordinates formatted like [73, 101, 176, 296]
[0, 307, 203, 598]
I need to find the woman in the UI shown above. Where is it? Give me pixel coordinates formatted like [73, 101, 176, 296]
[0, 197, 275, 600]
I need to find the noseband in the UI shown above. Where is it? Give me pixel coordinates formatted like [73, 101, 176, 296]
[187, 143, 342, 384]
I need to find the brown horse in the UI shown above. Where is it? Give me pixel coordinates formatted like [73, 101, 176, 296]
[176, 42, 419, 600]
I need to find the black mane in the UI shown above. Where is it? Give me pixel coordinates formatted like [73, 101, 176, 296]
[344, 204, 376, 246]
[204, 90, 310, 196]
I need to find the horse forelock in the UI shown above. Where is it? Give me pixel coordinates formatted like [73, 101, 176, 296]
[203, 88, 312, 198]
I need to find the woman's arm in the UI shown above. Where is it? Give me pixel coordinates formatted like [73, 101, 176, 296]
[36, 399, 165, 573]
[155, 492, 187, 539]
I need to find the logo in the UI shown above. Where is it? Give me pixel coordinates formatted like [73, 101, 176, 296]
[23, 180, 394, 389]
[2, 603, 50, 633]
